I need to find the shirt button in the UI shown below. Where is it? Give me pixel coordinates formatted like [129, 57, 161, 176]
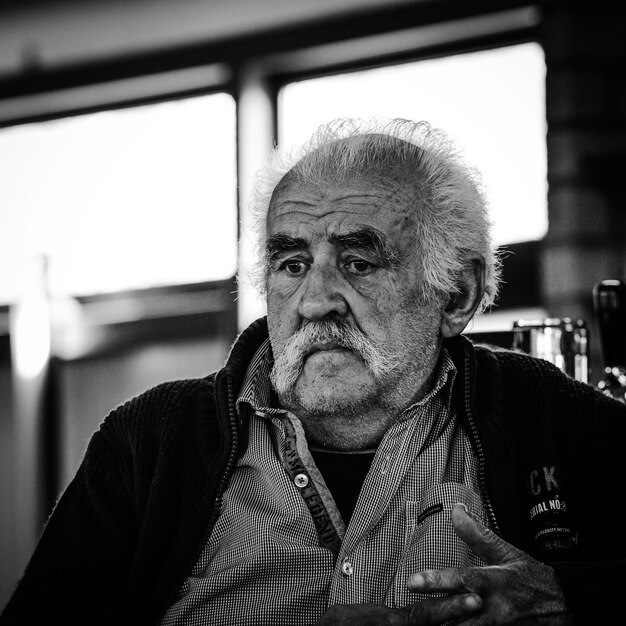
[341, 559, 354, 577]
[294, 473, 309, 488]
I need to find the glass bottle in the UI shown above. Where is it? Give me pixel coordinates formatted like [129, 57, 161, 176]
[592, 279, 626, 403]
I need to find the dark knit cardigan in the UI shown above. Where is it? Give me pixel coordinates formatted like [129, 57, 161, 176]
[2, 317, 625, 625]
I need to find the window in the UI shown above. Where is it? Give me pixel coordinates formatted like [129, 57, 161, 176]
[279, 42, 547, 247]
[0, 92, 237, 305]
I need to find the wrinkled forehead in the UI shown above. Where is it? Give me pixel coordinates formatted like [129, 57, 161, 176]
[265, 161, 424, 264]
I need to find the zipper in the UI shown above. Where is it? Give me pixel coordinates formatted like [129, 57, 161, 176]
[462, 349, 501, 536]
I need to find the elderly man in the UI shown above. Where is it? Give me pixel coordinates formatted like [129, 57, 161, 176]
[1, 118, 625, 626]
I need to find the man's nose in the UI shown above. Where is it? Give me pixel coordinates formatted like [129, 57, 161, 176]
[298, 263, 349, 321]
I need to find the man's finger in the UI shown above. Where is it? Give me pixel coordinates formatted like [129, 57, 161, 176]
[404, 592, 482, 624]
[317, 595, 483, 625]
[451, 503, 524, 565]
[407, 567, 467, 593]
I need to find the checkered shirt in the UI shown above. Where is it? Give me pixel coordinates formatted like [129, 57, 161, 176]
[160, 339, 488, 625]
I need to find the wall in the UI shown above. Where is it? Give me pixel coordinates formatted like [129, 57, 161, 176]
[540, 1, 626, 381]
[0, 344, 16, 610]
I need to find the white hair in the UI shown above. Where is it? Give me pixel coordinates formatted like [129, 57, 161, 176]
[244, 117, 501, 313]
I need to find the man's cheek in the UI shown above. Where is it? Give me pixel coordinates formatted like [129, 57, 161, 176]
[267, 276, 302, 304]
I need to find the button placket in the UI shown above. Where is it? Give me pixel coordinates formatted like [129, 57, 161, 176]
[294, 473, 309, 488]
[340, 558, 354, 577]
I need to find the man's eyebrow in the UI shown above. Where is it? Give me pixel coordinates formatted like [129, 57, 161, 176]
[329, 228, 400, 266]
[265, 233, 308, 260]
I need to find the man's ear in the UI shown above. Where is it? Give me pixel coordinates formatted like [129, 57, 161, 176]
[440, 258, 485, 338]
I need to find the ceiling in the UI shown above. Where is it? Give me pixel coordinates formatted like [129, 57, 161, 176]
[0, 0, 418, 79]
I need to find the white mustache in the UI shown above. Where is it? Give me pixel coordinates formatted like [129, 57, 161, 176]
[270, 319, 397, 394]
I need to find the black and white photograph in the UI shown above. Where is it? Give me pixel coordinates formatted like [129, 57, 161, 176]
[1, 1, 625, 624]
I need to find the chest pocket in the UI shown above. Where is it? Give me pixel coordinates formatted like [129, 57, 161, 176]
[386, 482, 488, 608]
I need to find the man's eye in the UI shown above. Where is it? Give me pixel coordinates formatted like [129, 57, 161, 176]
[281, 260, 307, 275]
[345, 259, 375, 274]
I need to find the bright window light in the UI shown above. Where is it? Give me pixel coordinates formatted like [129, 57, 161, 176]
[0, 93, 237, 305]
[279, 42, 547, 246]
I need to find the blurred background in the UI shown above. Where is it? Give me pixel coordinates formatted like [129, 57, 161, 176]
[0, 0, 624, 609]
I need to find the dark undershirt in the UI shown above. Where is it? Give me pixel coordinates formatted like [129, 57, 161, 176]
[310, 448, 376, 524]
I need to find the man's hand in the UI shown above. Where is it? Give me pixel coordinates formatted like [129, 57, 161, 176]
[405, 503, 571, 624]
[316, 504, 571, 625]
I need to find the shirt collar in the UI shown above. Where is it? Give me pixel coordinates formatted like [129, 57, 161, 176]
[397, 348, 457, 420]
[236, 338, 276, 415]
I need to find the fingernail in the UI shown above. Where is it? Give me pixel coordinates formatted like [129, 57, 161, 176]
[454, 502, 468, 513]
[408, 573, 425, 589]
[465, 594, 481, 610]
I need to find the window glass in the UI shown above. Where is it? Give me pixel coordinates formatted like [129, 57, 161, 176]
[279, 42, 547, 246]
[0, 93, 237, 304]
